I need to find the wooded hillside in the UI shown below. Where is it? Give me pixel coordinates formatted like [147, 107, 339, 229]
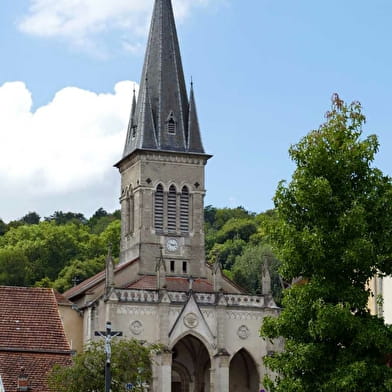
[0, 206, 281, 302]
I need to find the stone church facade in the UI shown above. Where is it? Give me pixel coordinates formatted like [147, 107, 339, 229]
[65, 0, 280, 390]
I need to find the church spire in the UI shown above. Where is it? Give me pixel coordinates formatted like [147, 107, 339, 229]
[121, 0, 206, 159]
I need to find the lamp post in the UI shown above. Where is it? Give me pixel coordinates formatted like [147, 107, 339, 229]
[95, 321, 123, 392]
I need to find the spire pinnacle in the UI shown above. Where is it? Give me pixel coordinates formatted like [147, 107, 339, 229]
[105, 243, 115, 296]
[187, 82, 205, 153]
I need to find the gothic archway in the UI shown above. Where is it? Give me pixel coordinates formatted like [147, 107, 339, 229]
[171, 335, 211, 392]
[229, 349, 259, 392]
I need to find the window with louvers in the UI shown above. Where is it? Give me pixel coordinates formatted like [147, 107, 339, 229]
[167, 118, 176, 134]
[167, 185, 177, 232]
[154, 184, 164, 231]
[180, 186, 190, 233]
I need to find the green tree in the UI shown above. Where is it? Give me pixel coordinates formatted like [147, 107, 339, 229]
[261, 95, 392, 391]
[45, 211, 87, 225]
[232, 243, 282, 303]
[0, 247, 31, 286]
[48, 339, 159, 392]
[0, 219, 7, 236]
[208, 238, 247, 270]
[52, 257, 105, 292]
[21, 211, 41, 225]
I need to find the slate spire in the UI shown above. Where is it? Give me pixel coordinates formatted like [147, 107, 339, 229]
[122, 0, 206, 158]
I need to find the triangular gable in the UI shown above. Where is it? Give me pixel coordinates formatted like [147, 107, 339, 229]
[169, 292, 215, 346]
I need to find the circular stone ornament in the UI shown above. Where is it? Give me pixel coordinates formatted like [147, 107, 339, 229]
[130, 320, 143, 335]
[237, 325, 250, 340]
[183, 312, 199, 329]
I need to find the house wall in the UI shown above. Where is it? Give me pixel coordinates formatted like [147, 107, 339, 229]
[58, 304, 83, 352]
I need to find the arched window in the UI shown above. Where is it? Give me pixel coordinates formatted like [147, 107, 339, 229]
[167, 185, 177, 232]
[154, 184, 164, 231]
[180, 186, 189, 233]
[128, 193, 134, 234]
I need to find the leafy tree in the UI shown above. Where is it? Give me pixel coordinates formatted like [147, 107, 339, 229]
[21, 211, 40, 225]
[215, 218, 257, 244]
[48, 339, 159, 392]
[45, 211, 87, 225]
[208, 238, 247, 270]
[232, 243, 282, 303]
[0, 219, 7, 236]
[98, 220, 121, 258]
[6, 219, 24, 230]
[53, 257, 105, 292]
[0, 247, 31, 286]
[261, 95, 392, 391]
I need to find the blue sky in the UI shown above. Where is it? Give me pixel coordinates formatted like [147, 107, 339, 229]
[0, 0, 391, 222]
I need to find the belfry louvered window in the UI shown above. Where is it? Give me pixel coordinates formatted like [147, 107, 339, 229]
[166, 111, 176, 134]
[180, 186, 190, 233]
[167, 185, 177, 232]
[154, 184, 164, 231]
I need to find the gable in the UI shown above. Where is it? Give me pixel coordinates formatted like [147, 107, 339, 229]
[169, 293, 215, 349]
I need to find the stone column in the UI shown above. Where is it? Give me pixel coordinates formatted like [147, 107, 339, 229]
[152, 350, 172, 392]
[210, 351, 230, 392]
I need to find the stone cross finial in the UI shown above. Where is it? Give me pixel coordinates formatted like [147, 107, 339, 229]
[72, 276, 80, 287]
[105, 243, 115, 297]
[213, 259, 223, 292]
[188, 276, 195, 291]
[157, 246, 167, 289]
[261, 256, 272, 295]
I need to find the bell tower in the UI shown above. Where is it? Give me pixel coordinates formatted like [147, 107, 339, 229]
[115, 0, 211, 278]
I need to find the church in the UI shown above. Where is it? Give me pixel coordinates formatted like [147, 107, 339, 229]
[64, 0, 281, 390]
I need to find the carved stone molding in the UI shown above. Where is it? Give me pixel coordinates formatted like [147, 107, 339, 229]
[226, 311, 264, 321]
[116, 306, 157, 316]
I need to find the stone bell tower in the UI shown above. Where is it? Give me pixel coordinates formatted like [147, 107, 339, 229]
[115, 0, 211, 278]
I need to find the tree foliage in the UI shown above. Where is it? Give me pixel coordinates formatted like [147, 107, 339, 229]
[21, 211, 41, 225]
[0, 209, 120, 290]
[232, 243, 281, 302]
[261, 95, 392, 391]
[48, 339, 159, 392]
[1, 204, 280, 301]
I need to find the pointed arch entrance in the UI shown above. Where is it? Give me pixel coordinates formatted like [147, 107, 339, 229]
[171, 334, 211, 392]
[229, 349, 259, 392]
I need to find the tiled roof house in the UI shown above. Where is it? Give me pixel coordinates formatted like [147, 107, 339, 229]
[0, 286, 72, 392]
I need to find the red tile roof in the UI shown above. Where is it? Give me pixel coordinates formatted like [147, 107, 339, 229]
[0, 286, 70, 352]
[128, 276, 215, 292]
[0, 352, 71, 392]
[64, 258, 138, 299]
[0, 286, 72, 392]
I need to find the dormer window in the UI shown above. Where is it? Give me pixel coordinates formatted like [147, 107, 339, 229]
[166, 111, 177, 134]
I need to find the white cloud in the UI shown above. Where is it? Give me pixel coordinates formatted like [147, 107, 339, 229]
[18, 0, 218, 52]
[0, 81, 136, 196]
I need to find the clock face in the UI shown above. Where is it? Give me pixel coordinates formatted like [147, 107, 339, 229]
[166, 238, 179, 252]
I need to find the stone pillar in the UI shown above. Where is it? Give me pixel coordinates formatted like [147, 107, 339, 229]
[210, 351, 230, 392]
[152, 350, 172, 392]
